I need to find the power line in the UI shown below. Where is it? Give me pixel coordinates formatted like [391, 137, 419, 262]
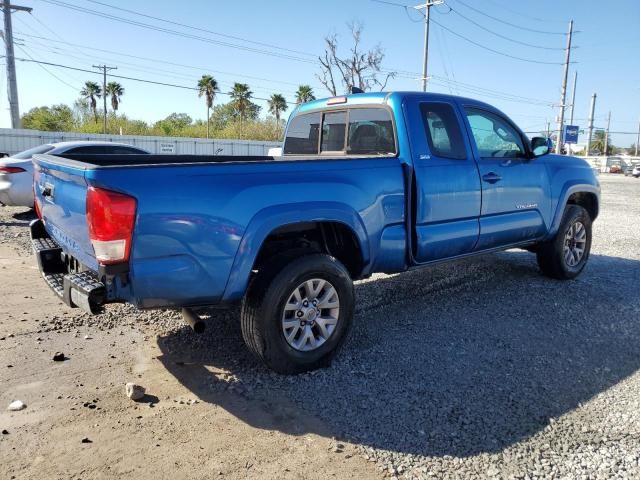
[38, 0, 317, 64]
[3, 55, 296, 103]
[14, 44, 78, 89]
[443, 6, 565, 50]
[83, 0, 316, 59]
[18, 37, 300, 97]
[451, 0, 567, 35]
[15, 30, 307, 88]
[429, 18, 566, 65]
[482, 0, 566, 24]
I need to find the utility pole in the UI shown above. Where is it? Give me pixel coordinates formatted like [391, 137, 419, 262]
[546, 121, 550, 139]
[555, 19, 574, 154]
[569, 71, 577, 126]
[92, 64, 116, 134]
[635, 118, 639, 157]
[2, 0, 32, 128]
[586, 92, 597, 156]
[415, 0, 443, 92]
[567, 70, 578, 155]
[603, 111, 611, 156]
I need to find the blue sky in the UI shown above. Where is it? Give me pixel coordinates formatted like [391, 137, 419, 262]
[2, 0, 639, 146]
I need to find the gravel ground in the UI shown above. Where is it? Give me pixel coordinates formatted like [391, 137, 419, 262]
[1, 174, 639, 479]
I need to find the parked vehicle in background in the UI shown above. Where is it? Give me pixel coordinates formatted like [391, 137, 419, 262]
[609, 164, 622, 174]
[623, 164, 640, 177]
[631, 165, 640, 178]
[30, 92, 600, 374]
[0, 142, 149, 207]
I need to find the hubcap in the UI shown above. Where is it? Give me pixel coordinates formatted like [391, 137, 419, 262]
[281, 278, 340, 352]
[563, 221, 587, 267]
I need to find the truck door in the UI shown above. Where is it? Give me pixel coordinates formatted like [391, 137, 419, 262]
[462, 107, 550, 250]
[406, 99, 482, 263]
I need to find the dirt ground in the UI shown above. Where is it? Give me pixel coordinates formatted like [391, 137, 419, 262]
[2, 174, 640, 480]
[0, 240, 380, 479]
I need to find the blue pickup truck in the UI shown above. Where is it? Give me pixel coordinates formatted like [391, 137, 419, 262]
[30, 92, 599, 373]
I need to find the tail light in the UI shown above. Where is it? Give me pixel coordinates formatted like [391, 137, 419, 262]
[33, 182, 42, 219]
[0, 166, 26, 174]
[86, 187, 136, 265]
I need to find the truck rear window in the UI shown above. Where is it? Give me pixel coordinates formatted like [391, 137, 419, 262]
[284, 107, 395, 156]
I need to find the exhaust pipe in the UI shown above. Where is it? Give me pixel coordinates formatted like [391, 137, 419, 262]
[182, 308, 205, 334]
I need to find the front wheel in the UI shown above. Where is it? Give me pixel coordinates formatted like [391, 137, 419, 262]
[240, 254, 354, 374]
[536, 205, 592, 280]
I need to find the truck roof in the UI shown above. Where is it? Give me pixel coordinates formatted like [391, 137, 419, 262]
[295, 91, 499, 116]
[297, 91, 495, 113]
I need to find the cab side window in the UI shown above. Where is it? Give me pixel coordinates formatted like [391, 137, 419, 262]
[464, 108, 526, 158]
[420, 103, 467, 160]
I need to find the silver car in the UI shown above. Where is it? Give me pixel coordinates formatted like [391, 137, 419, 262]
[0, 141, 149, 207]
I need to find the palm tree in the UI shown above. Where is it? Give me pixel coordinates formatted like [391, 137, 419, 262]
[268, 94, 288, 129]
[229, 83, 252, 137]
[80, 81, 102, 123]
[197, 74, 219, 139]
[105, 82, 124, 113]
[295, 85, 315, 104]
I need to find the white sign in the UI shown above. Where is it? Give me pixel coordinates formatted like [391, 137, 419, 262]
[159, 142, 176, 154]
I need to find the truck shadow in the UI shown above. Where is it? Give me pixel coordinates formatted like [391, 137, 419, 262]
[156, 250, 640, 457]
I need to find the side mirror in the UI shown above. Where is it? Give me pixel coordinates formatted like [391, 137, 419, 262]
[531, 137, 552, 157]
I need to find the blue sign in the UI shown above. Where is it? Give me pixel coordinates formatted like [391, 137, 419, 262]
[563, 125, 579, 144]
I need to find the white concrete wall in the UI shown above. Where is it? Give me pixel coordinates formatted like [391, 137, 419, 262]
[0, 128, 281, 156]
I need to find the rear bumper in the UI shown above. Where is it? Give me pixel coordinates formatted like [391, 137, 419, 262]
[30, 219, 106, 314]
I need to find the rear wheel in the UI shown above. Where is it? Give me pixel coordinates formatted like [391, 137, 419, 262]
[536, 205, 592, 279]
[240, 254, 354, 374]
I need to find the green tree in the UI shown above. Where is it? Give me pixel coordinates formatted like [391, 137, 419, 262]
[105, 82, 124, 112]
[267, 93, 288, 127]
[154, 113, 193, 135]
[80, 81, 102, 123]
[295, 85, 316, 104]
[21, 105, 75, 131]
[209, 102, 260, 131]
[229, 83, 253, 136]
[197, 74, 219, 139]
[590, 130, 613, 155]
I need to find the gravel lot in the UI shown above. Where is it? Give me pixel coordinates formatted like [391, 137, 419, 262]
[2, 174, 639, 479]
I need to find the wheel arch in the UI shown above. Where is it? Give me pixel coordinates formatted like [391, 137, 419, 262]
[222, 202, 370, 302]
[547, 184, 599, 238]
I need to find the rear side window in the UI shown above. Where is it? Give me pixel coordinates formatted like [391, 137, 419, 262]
[65, 146, 107, 154]
[348, 109, 395, 154]
[12, 144, 55, 159]
[283, 112, 321, 155]
[420, 103, 467, 160]
[284, 107, 395, 156]
[321, 111, 347, 152]
[106, 146, 148, 154]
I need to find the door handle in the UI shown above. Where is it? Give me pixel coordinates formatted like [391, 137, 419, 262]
[482, 172, 502, 184]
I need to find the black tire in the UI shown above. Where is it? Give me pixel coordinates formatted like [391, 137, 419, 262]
[240, 253, 354, 374]
[536, 205, 592, 280]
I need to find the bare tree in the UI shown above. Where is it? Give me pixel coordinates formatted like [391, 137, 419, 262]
[317, 22, 395, 96]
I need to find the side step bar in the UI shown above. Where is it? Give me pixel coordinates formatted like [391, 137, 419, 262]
[29, 219, 106, 314]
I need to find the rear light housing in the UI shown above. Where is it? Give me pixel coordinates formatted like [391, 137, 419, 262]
[327, 96, 347, 105]
[0, 166, 26, 174]
[86, 187, 137, 265]
[33, 182, 42, 218]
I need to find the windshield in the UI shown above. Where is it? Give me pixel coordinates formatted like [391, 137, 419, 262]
[11, 144, 55, 159]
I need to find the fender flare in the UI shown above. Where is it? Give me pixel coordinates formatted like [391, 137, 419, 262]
[222, 202, 370, 302]
[547, 183, 600, 238]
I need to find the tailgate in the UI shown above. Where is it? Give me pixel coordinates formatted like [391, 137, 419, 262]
[33, 154, 98, 270]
